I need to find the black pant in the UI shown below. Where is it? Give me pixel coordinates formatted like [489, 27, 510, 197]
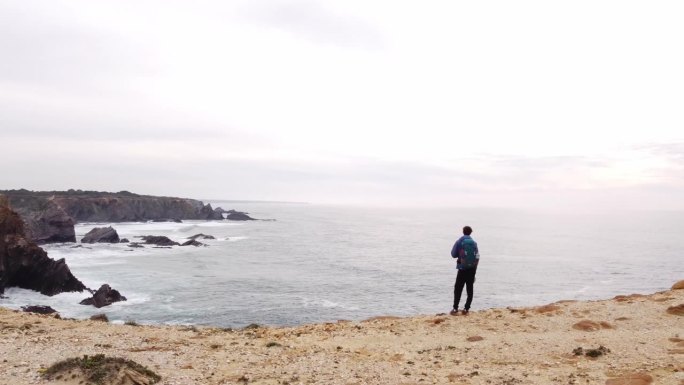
[453, 267, 477, 310]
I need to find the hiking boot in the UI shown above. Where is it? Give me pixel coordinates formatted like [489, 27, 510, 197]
[449, 308, 459, 316]
[462, 309, 469, 315]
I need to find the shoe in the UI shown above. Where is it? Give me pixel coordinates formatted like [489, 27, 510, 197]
[449, 308, 459, 316]
[462, 309, 469, 315]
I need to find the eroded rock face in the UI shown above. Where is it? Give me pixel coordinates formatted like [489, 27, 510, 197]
[0, 195, 86, 296]
[80, 284, 127, 308]
[81, 227, 120, 243]
[16, 200, 75, 244]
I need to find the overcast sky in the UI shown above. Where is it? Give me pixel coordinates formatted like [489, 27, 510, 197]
[1, 1, 682, 209]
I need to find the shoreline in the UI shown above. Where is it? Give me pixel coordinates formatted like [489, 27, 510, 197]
[2, 283, 682, 385]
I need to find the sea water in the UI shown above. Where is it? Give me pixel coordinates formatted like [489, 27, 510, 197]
[1, 203, 682, 328]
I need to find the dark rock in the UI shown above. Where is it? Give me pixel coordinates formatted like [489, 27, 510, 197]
[0, 195, 87, 296]
[80, 284, 127, 308]
[199, 203, 224, 220]
[12, 199, 76, 244]
[138, 235, 179, 246]
[127, 243, 144, 248]
[119, 238, 129, 243]
[22, 305, 58, 315]
[181, 239, 206, 247]
[225, 212, 256, 221]
[81, 226, 120, 243]
[188, 233, 215, 240]
[90, 313, 109, 322]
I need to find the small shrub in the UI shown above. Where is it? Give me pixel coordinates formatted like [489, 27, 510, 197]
[42, 354, 161, 385]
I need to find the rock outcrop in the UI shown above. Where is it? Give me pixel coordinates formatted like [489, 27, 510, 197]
[79, 284, 127, 308]
[81, 227, 120, 243]
[138, 235, 180, 246]
[0, 195, 86, 296]
[225, 211, 256, 221]
[188, 233, 215, 240]
[21, 305, 58, 315]
[7, 197, 75, 244]
[181, 239, 206, 247]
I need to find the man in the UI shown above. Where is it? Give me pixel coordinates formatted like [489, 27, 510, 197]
[450, 226, 479, 315]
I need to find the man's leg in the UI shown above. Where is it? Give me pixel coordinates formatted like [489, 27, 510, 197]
[453, 270, 467, 311]
[464, 268, 477, 311]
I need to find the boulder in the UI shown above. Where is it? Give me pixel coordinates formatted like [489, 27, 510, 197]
[225, 212, 256, 221]
[119, 238, 129, 243]
[138, 235, 179, 246]
[181, 239, 206, 247]
[188, 233, 216, 240]
[81, 227, 120, 243]
[80, 284, 127, 308]
[21, 305, 58, 315]
[0, 195, 87, 296]
[90, 313, 109, 322]
[672, 280, 684, 290]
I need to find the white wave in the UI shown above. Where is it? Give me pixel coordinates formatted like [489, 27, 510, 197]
[300, 297, 359, 311]
[225, 236, 248, 242]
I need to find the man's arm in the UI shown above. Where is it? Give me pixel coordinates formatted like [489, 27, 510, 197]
[451, 236, 463, 258]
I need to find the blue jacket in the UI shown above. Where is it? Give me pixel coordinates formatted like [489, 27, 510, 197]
[451, 235, 478, 259]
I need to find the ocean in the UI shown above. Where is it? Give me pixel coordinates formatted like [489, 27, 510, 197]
[2, 203, 682, 328]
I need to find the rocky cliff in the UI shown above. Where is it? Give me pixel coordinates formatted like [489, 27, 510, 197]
[0, 195, 86, 296]
[1, 190, 224, 243]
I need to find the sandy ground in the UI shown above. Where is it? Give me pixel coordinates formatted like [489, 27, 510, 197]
[1, 283, 683, 385]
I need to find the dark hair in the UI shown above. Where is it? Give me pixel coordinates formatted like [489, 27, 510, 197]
[463, 226, 473, 235]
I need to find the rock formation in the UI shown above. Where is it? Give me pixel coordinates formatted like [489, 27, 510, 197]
[79, 284, 127, 308]
[7, 197, 75, 244]
[21, 305, 58, 315]
[0, 195, 86, 296]
[138, 235, 180, 246]
[181, 239, 206, 247]
[187, 233, 215, 240]
[225, 211, 256, 221]
[81, 227, 120, 243]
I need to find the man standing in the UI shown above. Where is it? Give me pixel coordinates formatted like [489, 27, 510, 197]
[450, 226, 479, 315]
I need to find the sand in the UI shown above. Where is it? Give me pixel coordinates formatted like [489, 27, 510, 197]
[1, 283, 683, 385]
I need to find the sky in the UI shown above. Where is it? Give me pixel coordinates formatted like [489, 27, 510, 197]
[1, 0, 683, 209]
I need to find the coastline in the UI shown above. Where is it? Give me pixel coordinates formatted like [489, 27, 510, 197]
[1, 283, 682, 385]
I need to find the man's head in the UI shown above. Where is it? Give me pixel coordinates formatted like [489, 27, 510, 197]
[463, 226, 473, 235]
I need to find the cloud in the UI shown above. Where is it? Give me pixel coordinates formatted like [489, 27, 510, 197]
[0, 2, 151, 93]
[635, 142, 684, 163]
[241, 0, 384, 50]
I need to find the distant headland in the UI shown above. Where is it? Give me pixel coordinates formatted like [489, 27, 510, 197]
[0, 189, 254, 244]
